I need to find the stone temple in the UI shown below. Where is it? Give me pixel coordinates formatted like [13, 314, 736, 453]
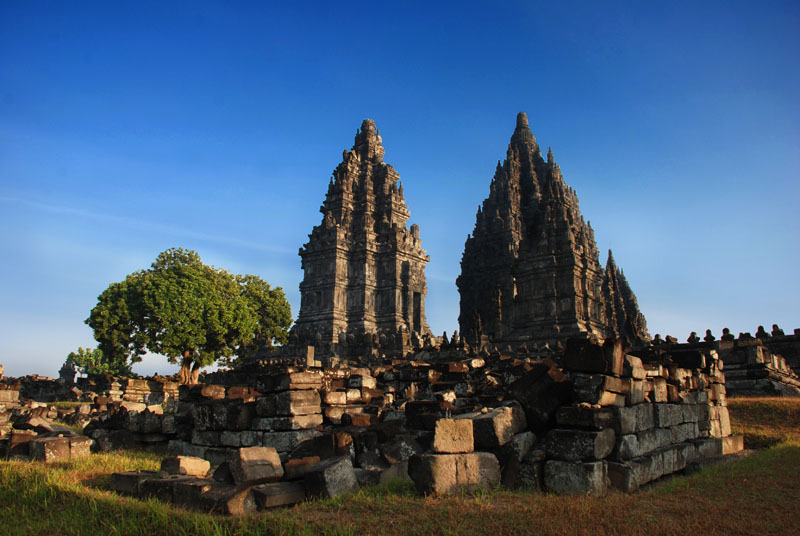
[290, 119, 432, 361]
[457, 112, 649, 348]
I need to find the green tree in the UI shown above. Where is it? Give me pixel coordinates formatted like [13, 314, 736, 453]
[63, 346, 132, 376]
[86, 248, 292, 384]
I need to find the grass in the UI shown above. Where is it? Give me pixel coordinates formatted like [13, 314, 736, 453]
[1, 397, 798, 535]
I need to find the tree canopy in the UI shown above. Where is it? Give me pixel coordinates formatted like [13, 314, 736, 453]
[86, 248, 292, 383]
[63, 346, 132, 377]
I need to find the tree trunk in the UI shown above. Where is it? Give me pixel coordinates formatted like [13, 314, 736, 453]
[190, 360, 201, 384]
[178, 351, 194, 385]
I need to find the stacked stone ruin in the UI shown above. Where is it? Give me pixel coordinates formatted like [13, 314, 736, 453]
[644, 327, 800, 397]
[6, 112, 799, 513]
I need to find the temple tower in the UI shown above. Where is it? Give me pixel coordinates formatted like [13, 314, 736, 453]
[457, 112, 647, 346]
[292, 119, 431, 359]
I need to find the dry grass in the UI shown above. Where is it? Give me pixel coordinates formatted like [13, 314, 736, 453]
[1, 397, 798, 536]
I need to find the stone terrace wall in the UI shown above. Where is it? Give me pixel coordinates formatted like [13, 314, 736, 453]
[86, 337, 741, 497]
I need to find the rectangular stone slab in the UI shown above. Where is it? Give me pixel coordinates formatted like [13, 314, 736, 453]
[408, 452, 500, 496]
[253, 481, 306, 509]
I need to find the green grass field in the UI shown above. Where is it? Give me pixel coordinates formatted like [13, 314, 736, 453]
[1, 397, 798, 536]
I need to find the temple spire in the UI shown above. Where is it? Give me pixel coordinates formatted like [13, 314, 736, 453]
[510, 111, 537, 147]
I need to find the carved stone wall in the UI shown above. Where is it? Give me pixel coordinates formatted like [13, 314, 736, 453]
[291, 119, 431, 360]
[458, 112, 648, 347]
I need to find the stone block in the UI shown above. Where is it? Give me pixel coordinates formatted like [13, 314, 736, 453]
[543, 460, 608, 496]
[29, 437, 71, 462]
[253, 481, 306, 509]
[571, 374, 629, 407]
[545, 428, 615, 461]
[173, 478, 213, 507]
[651, 378, 668, 402]
[623, 355, 647, 380]
[610, 404, 654, 435]
[503, 431, 536, 462]
[111, 470, 158, 496]
[256, 390, 321, 417]
[252, 414, 323, 431]
[140, 475, 196, 502]
[433, 418, 474, 453]
[722, 435, 744, 455]
[508, 360, 572, 431]
[380, 435, 423, 464]
[607, 460, 639, 492]
[220, 431, 243, 447]
[261, 430, 323, 453]
[676, 441, 697, 469]
[408, 452, 500, 496]
[69, 436, 92, 458]
[555, 405, 614, 430]
[161, 455, 211, 477]
[627, 380, 646, 405]
[456, 401, 527, 448]
[323, 391, 347, 405]
[653, 404, 683, 427]
[564, 338, 624, 377]
[283, 456, 321, 480]
[229, 447, 284, 485]
[347, 375, 377, 390]
[515, 461, 543, 491]
[304, 456, 359, 499]
[256, 371, 323, 393]
[192, 430, 221, 446]
[199, 483, 257, 516]
[612, 434, 639, 461]
[695, 438, 723, 458]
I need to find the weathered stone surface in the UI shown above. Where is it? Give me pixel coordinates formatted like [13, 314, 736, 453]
[173, 479, 213, 507]
[408, 452, 500, 496]
[252, 414, 323, 431]
[611, 404, 654, 435]
[379, 434, 423, 463]
[29, 437, 70, 462]
[199, 484, 257, 516]
[261, 430, 323, 453]
[69, 436, 92, 458]
[304, 456, 359, 499]
[565, 338, 625, 377]
[544, 460, 608, 496]
[252, 481, 306, 509]
[508, 361, 572, 431]
[545, 428, 615, 461]
[140, 475, 197, 502]
[256, 391, 321, 417]
[722, 435, 744, 455]
[161, 456, 211, 477]
[291, 119, 432, 360]
[433, 418, 474, 453]
[256, 371, 323, 393]
[556, 405, 614, 430]
[229, 447, 284, 485]
[111, 470, 158, 495]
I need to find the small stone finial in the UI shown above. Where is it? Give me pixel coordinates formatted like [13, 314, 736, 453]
[510, 111, 537, 146]
[547, 147, 554, 165]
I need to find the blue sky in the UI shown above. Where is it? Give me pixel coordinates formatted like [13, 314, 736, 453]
[1, 1, 798, 377]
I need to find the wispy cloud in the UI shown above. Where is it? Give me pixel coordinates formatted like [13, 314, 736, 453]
[0, 195, 296, 256]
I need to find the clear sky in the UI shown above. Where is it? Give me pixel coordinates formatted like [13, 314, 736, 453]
[1, 1, 798, 377]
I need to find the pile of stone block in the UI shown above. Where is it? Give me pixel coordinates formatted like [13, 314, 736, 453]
[408, 402, 531, 495]
[715, 339, 800, 397]
[550, 338, 742, 494]
[166, 371, 325, 464]
[320, 367, 387, 426]
[111, 448, 358, 515]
